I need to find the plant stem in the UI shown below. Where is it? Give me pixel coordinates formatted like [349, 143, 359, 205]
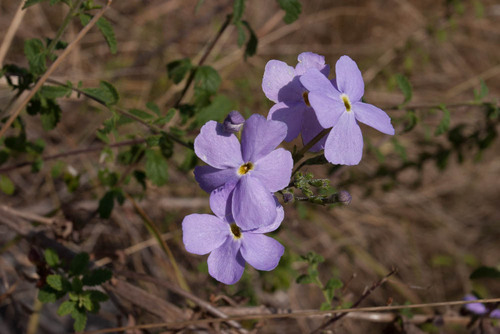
[46, 0, 86, 54]
[292, 128, 331, 163]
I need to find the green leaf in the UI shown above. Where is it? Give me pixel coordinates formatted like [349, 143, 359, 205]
[154, 108, 176, 126]
[195, 94, 233, 126]
[38, 286, 58, 303]
[194, 66, 221, 94]
[96, 17, 117, 54]
[128, 108, 155, 120]
[82, 268, 112, 286]
[277, 0, 302, 24]
[396, 74, 412, 105]
[72, 277, 83, 292]
[82, 81, 119, 106]
[320, 302, 331, 311]
[296, 274, 314, 284]
[473, 79, 488, 102]
[300, 251, 324, 265]
[324, 278, 343, 301]
[71, 308, 87, 332]
[159, 134, 174, 159]
[166, 58, 192, 84]
[44, 248, 60, 267]
[434, 105, 451, 136]
[403, 109, 418, 133]
[40, 85, 71, 99]
[133, 170, 147, 190]
[242, 21, 258, 59]
[81, 292, 94, 311]
[470, 266, 500, 280]
[23, 0, 48, 9]
[0, 175, 15, 195]
[236, 22, 246, 47]
[98, 190, 115, 219]
[88, 290, 109, 302]
[46, 274, 63, 291]
[70, 253, 90, 276]
[39, 99, 62, 130]
[57, 300, 75, 316]
[145, 148, 169, 186]
[233, 0, 246, 23]
[146, 101, 161, 116]
[24, 39, 46, 76]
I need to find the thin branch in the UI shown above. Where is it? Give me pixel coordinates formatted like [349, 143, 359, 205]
[0, 1, 27, 67]
[292, 128, 330, 163]
[0, 0, 112, 139]
[0, 205, 54, 225]
[81, 297, 500, 334]
[46, 0, 86, 54]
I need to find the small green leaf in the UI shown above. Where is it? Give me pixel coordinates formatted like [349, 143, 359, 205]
[277, 0, 302, 24]
[194, 66, 221, 94]
[296, 274, 314, 284]
[82, 268, 112, 286]
[145, 148, 169, 186]
[166, 58, 192, 84]
[38, 286, 58, 303]
[233, 0, 246, 23]
[242, 21, 258, 59]
[81, 292, 94, 311]
[325, 278, 343, 291]
[88, 290, 109, 302]
[434, 105, 451, 136]
[57, 300, 75, 316]
[470, 266, 500, 280]
[96, 17, 117, 54]
[98, 191, 115, 219]
[24, 39, 46, 76]
[46, 274, 63, 291]
[159, 134, 174, 159]
[0, 175, 15, 195]
[128, 108, 155, 120]
[154, 108, 176, 126]
[320, 302, 331, 311]
[70, 253, 90, 276]
[133, 170, 147, 190]
[396, 74, 412, 105]
[236, 23, 246, 47]
[403, 109, 418, 133]
[72, 277, 83, 292]
[195, 94, 233, 126]
[23, 0, 48, 9]
[40, 85, 72, 99]
[71, 308, 88, 332]
[82, 81, 119, 106]
[146, 101, 161, 116]
[44, 248, 60, 267]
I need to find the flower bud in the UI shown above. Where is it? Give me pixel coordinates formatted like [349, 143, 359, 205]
[283, 192, 294, 203]
[223, 110, 245, 133]
[337, 190, 352, 205]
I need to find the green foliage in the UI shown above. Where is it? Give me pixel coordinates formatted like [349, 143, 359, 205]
[82, 81, 119, 106]
[233, 0, 246, 23]
[40, 85, 72, 99]
[0, 175, 15, 195]
[80, 14, 117, 54]
[24, 38, 47, 76]
[98, 189, 125, 219]
[241, 21, 258, 59]
[277, 0, 302, 24]
[396, 74, 413, 106]
[145, 148, 169, 186]
[403, 109, 418, 133]
[44, 248, 61, 267]
[434, 105, 451, 136]
[47, 274, 64, 291]
[470, 266, 500, 280]
[167, 58, 192, 84]
[194, 66, 221, 95]
[82, 268, 113, 286]
[474, 79, 489, 102]
[194, 94, 233, 127]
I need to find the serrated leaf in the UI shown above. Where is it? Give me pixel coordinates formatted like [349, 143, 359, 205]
[242, 21, 257, 59]
[82, 81, 119, 106]
[24, 39, 46, 76]
[70, 253, 90, 276]
[44, 248, 60, 267]
[396, 74, 412, 105]
[0, 175, 15, 195]
[470, 266, 500, 280]
[96, 17, 117, 54]
[40, 85, 72, 99]
[82, 268, 112, 286]
[166, 58, 192, 84]
[81, 292, 94, 311]
[145, 148, 169, 186]
[195, 94, 233, 126]
[434, 105, 451, 136]
[57, 300, 75, 316]
[71, 308, 87, 332]
[296, 274, 314, 284]
[38, 286, 58, 303]
[277, 0, 302, 24]
[98, 191, 115, 219]
[128, 108, 155, 120]
[233, 0, 246, 23]
[46, 274, 63, 291]
[194, 66, 221, 94]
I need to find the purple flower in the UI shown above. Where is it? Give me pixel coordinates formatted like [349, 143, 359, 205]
[300, 55, 395, 165]
[182, 183, 285, 284]
[194, 114, 293, 230]
[464, 295, 500, 318]
[262, 52, 330, 151]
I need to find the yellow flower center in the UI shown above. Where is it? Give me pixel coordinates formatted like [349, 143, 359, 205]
[237, 162, 254, 176]
[230, 223, 242, 239]
[302, 91, 311, 107]
[341, 94, 352, 112]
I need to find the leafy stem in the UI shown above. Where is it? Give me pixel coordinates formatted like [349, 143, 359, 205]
[46, 0, 86, 55]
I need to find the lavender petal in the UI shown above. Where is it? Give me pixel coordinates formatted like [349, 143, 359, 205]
[182, 214, 230, 255]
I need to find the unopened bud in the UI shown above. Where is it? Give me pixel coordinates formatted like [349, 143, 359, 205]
[336, 190, 352, 205]
[223, 110, 245, 133]
[283, 192, 294, 203]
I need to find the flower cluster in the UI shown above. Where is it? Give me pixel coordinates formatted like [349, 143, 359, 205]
[182, 53, 395, 284]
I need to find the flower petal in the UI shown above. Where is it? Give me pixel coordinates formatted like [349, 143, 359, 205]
[295, 52, 330, 76]
[250, 196, 284, 233]
[207, 238, 245, 284]
[262, 60, 296, 103]
[194, 121, 243, 169]
[353, 102, 395, 135]
[268, 101, 305, 142]
[324, 111, 363, 165]
[300, 68, 340, 100]
[301, 107, 328, 152]
[308, 92, 345, 128]
[194, 165, 238, 193]
[253, 148, 293, 192]
[182, 214, 230, 255]
[241, 114, 287, 162]
[232, 175, 277, 230]
[209, 181, 237, 220]
[335, 55, 364, 102]
[240, 233, 284, 271]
